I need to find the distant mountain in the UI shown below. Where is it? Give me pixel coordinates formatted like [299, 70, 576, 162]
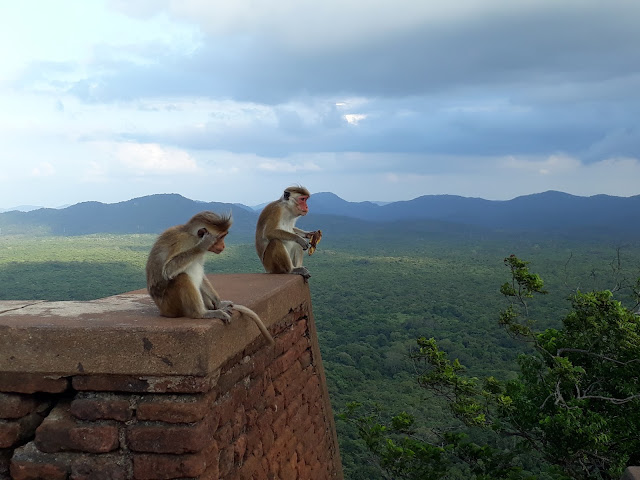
[0, 205, 44, 213]
[308, 192, 381, 219]
[1, 191, 639, 239]
[309, 190, 640, 235]
[0, 194, 258, 242]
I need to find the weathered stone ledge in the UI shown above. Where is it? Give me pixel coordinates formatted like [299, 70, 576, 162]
[0, 273, 344, 479]
[0, 274, 306, 379]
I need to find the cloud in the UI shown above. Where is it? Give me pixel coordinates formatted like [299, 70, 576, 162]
[502, 154, 582, 176]
[81, 161, 110, 184]
[113, 142, 199, 174]
[9, 1, 639, 164]
[50, 2, 633, 103]
[2, 1, 640, 209]
[31, 162, 55, 177]
[257, 160, 321, 172]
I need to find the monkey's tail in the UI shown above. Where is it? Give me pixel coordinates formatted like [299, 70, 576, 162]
[232, 304, 275, 345]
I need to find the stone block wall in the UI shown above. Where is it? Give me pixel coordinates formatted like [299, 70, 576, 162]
[0, 274, 343, 480]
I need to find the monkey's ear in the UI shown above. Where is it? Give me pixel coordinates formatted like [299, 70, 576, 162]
[197, 228, 208, 238]
[283, 191, 291, 200]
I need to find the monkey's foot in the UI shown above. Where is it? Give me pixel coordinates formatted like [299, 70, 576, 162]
[292, 267, 311, 281]
[202, 309, 232, 323]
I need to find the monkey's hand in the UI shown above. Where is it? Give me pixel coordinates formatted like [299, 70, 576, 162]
[197, 229, 217, 251]
[296, 235, 310, 251]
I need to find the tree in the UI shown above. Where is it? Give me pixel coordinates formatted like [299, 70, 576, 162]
[343, 256, 640, 480]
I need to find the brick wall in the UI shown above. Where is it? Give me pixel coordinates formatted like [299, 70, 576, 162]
[0, 274, 343, 480]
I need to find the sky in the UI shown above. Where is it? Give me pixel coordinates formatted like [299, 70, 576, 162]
[1, 0, 639, 208]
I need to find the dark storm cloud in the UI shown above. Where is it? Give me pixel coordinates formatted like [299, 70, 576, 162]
[15, 1, 640, 162]
[20, 3, 640, 100]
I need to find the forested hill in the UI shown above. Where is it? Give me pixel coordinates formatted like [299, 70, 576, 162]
[0, 194, 257, 239]
[0, 191, 639, 239]
[311, 190, 640, 233]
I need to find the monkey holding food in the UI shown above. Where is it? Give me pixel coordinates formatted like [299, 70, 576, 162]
[146, 211, 274, 344]
[255, 186, 322, 279]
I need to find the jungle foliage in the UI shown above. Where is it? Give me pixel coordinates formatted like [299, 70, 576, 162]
[343, 256, 640, 479]
[1, 229, 639, 479]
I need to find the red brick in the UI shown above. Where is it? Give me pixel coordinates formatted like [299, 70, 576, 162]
[133, 451, 208, 480]
[215, 423, 233, 445]
[265, 433, 295, 477]
[269, 347, 301, 379]
[69, 454, 130, 480]
[247, 346, 276, 379]
[216, 356, 255, 395]
[301, 424, 317, 452]
[271, 393, 285, 416]
[269, 310, 299, 338]
[234, 433, 248, 462]
[72, 374, 214, 393]
[272, 360, 303, 397]
[198, 461, 220, 480]
[218, 350, 245, 375]
[212, 395, 236, 429]
[297, 458, 311, 480]
[280, 452, 297, 480]
[136, 391, 215, 423]
[274, 318, 309, 355]
[245, 376, 264, 400]
[188, 441, 219, 480]
[136, 392, 216, 423]
[230, 383, 248, 406]
[70, 394, 132, 422]
[69, 426, 119, 453]
[126, 421, 210, 454]
[246, 408, 259, 428]
[238, 454, 260, 480]
[272, 411, 288, 440]
[35, 404, 118, 454]
[0, 373, 68, 394]
[262, 424, 275, 454]
[299, 349, 313, 369]
[286, 395, 303, 423]
[0, 421, 20, 448]
[0, 411, 46, 449]
[232, 405, 245, 438]
[291, 405, 312, 436]
[284, 383, 308, 410]
[246, 427, 263, 458]
[254, 382, 275, 413]
[218, 445, 234, 478]
[10, 442, 68, 480]
[303, 375, 321, 403]
[0, 393, 48, 419]
[10, 461, 68, 480]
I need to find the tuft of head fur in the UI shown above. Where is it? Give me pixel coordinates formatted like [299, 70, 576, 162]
[283, 185, 310, 200]
[187, 211, 232, 232]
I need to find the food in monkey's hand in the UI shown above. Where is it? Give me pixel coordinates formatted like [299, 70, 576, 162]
[307, 229, 322, 255]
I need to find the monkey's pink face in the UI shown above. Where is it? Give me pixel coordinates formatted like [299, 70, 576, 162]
[296, 195, 309, 216]
[209, 232, 228, 254]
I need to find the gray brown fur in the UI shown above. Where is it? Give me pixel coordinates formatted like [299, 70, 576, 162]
[146, 211, 274, 344]
[255, 186, 317, 279]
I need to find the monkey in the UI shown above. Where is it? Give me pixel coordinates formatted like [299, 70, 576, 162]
[255, 186, 321, 279]
[146, 211, 274, 345]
